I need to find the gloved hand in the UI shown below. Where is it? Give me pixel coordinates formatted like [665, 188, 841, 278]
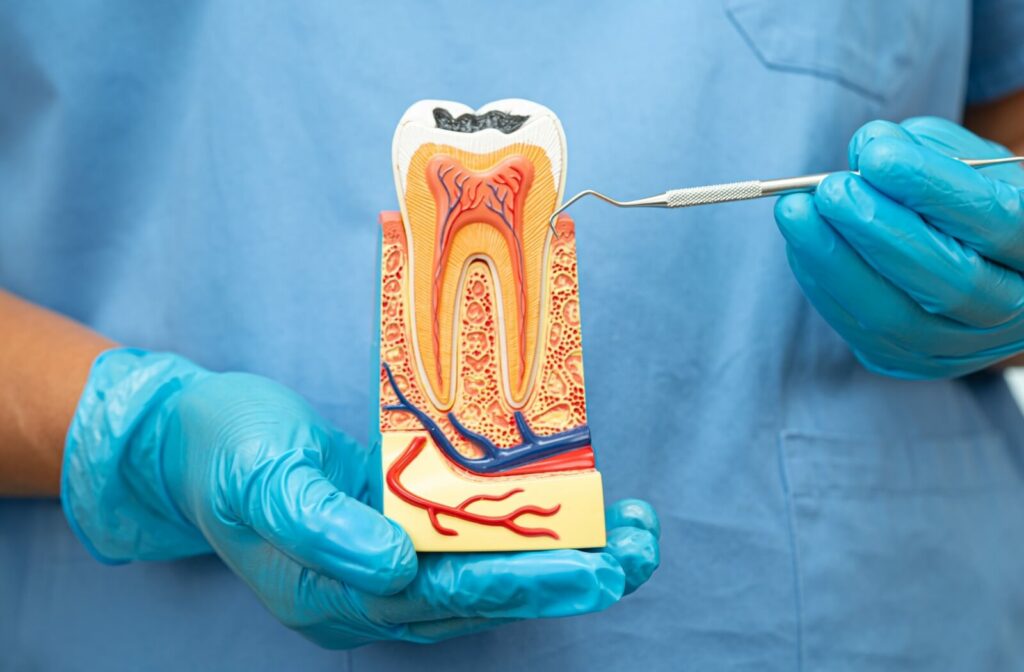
[774, 116, 1024, 379]
[63, 348, 660, 648]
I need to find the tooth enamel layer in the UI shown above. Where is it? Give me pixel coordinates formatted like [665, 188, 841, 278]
[393, 100, 566, 410]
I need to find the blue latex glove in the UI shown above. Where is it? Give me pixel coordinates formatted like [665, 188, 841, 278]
[775, 116, 1024, 379]
[62, 348, 660, 648]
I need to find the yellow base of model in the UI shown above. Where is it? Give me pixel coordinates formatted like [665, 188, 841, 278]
[382, 431, 605, 552]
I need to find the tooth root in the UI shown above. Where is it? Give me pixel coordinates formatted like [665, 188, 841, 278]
[432, 219, 524, 403]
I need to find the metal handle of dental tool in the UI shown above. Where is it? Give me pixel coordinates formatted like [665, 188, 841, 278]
[548, 155, 1024, 235]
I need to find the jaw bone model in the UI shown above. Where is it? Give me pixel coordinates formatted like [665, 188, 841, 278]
[377, 99, 605, 551]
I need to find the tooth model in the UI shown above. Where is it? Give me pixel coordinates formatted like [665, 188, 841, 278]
[376, 99, 605, 551]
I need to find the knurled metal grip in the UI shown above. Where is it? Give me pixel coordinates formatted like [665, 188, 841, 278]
[665, 180, 763, 208]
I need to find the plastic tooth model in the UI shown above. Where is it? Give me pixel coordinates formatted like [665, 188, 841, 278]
[376, 99, 605, 551]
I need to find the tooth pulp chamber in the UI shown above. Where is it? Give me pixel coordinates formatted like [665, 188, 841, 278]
[427, 154, 533, 402]
[402, 140, 559, 409]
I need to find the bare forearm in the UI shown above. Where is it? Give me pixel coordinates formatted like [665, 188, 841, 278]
[999, 127, 1024, 366]
[965, 90, 1024, 369]
[965, 90, 1024, 152]
[988, 123, 1024, 364]
[0, 290, 115, 496]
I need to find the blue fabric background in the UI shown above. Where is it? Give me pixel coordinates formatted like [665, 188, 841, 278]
[3, 1, 1024, 670]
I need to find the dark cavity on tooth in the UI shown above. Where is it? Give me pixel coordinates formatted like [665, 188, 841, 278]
[433, 107, 529, 134]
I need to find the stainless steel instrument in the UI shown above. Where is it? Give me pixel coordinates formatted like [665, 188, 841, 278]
[548, 155, 1024, 235]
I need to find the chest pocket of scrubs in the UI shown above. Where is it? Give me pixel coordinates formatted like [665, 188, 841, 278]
[723, 0, 926, 103]
[780, 431, 1024, 671]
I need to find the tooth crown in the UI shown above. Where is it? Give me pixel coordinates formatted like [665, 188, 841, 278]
[379, 99, 604, 551]
[394, 101, 565, 410]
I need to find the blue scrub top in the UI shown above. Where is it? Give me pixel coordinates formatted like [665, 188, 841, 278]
[4, 2, 1024, 670]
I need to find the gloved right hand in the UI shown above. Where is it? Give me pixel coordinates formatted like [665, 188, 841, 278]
[774, 117, 1024, 379]
[62, 348, 660, 648]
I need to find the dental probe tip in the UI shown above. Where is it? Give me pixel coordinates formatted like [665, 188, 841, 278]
[547, 191, 596, 238]
[547, 189, 649, 237]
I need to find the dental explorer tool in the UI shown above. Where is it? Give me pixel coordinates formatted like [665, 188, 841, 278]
[548, 155, 1024, 235]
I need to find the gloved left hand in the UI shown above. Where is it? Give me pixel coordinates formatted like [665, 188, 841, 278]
[775, 116, 1024, 379]
[62, 348, 660, 649]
